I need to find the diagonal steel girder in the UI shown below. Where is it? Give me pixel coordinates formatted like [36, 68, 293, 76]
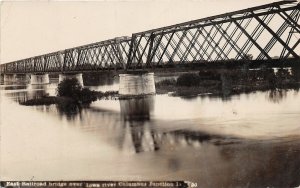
[252, 12, 299, 58]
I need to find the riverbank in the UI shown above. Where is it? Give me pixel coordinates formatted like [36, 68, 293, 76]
[155, 67, 300, 97]
[19, 66, 300, 105]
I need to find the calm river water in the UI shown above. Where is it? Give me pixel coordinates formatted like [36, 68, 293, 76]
[1, 76, 300, 187]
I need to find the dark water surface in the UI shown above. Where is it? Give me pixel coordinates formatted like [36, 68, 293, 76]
[1, 78, 300, 188]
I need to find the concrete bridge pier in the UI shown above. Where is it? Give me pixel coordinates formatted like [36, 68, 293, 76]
[59, 73, 83, 86]
[0, 74, 3, 83]
[3, 74, 17, 83]
[30, 74, 50, 85]
[119, 72, 156, 96]
[18, 74, 30, 83]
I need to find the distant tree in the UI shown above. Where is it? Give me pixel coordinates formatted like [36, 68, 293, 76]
[291, 66, 300, 81]
[244, 54, 253, 60]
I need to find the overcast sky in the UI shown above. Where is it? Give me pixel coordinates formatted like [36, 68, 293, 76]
[0, 0, 278, 63]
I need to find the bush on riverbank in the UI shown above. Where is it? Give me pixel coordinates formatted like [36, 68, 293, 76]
[155, 79, 176, 87]
[57, 78, 82, 99]
[176, 73, 201, 86]
[98, 90, 119, 99]
[57, 78, 97, 105]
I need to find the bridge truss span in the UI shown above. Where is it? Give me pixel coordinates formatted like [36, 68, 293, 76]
[1, 1, 299, 74]
[127, 0, 300, 69]
[1, 37, 131, 74]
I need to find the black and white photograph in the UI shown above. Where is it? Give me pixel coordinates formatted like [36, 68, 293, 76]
[0, 0, 300, 187]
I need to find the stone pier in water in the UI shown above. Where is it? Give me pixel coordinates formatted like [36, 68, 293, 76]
[3, 74, 30, 84]
[119, 72, 156, 96]
[30, 74, 50, 85]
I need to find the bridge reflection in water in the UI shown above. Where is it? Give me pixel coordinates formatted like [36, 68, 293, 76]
[2, 86, 300, 186]
[4, 85, 49, 104]
[4, 86, 297, 152]
[120, 96, 159, 153]
[6, 89, 241, 153]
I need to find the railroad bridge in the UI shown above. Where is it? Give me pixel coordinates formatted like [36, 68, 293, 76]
[1, 1, 299, 95]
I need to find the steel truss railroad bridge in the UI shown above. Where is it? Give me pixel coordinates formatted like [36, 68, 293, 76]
[1, 0, 300, 74]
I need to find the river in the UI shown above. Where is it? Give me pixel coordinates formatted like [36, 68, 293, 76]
[1, 75, 300, 187]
